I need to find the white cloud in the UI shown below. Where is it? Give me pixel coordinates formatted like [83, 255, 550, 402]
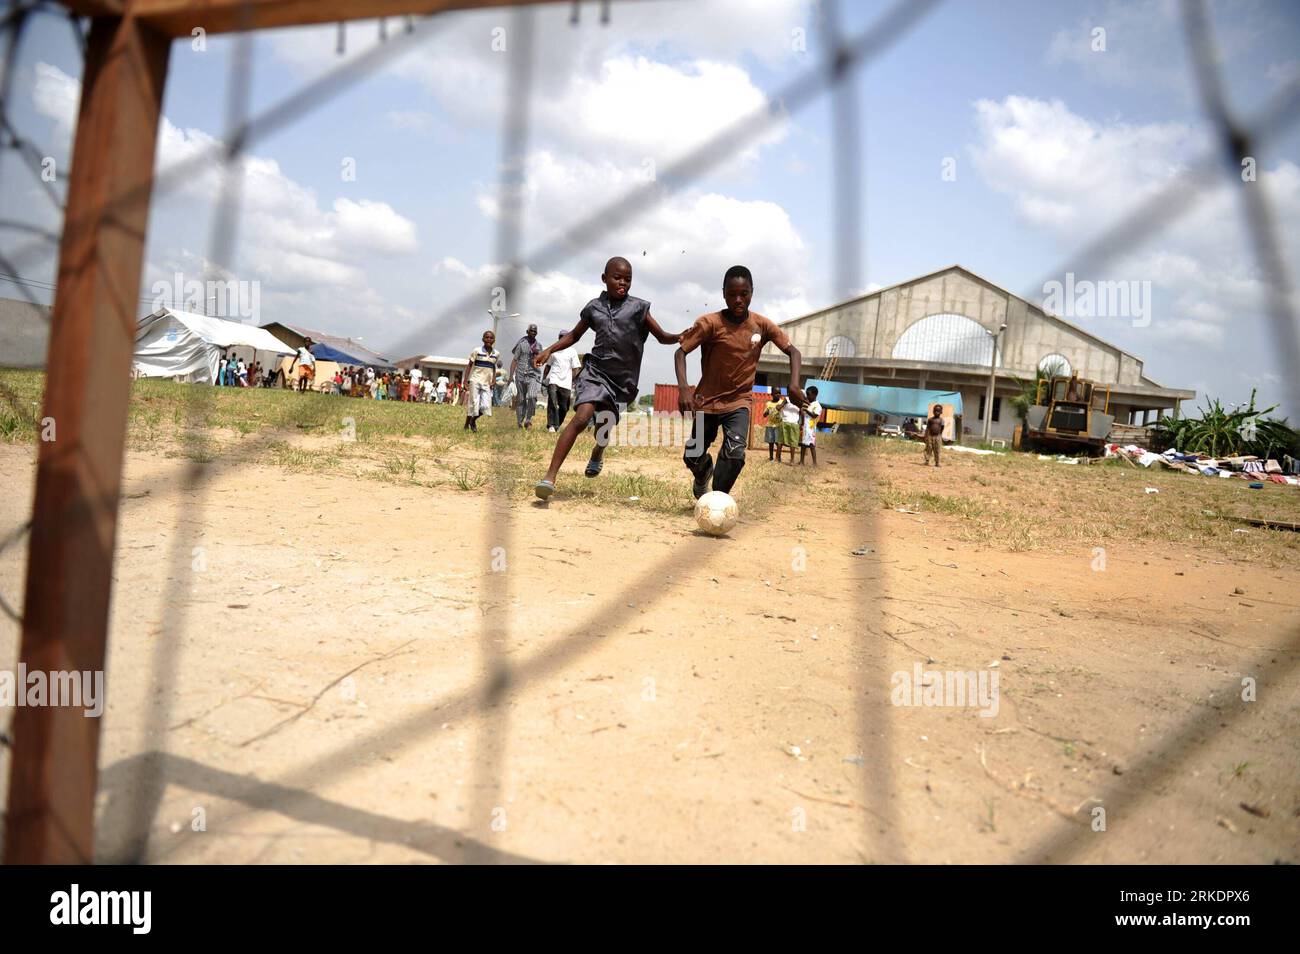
[31, 61, 79, 152]
[1046, 0, 1185, 89]
[270, 3, 805, 170]
[331, 198, 419, 255]
[149, 119, 420, 279]
[1043, 0, 1263, 88]
[971, 96, 1199, 231]
[969, 94, 1300, 357]
[473, 149, 807, 304]
[31, 61, 420, 336]
[421, 148, 811, 385]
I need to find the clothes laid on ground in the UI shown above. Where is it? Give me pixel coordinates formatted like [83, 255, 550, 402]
[1107, 442, 1300, 491]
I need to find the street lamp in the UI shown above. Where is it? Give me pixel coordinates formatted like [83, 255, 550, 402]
[487, 308, 521, 340]
[982, 322, 1007, 443]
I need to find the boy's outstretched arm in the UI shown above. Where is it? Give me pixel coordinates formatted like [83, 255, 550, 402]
[534, 317, 591, 368]
[645, 312, 680, 345]
[780, 341, 806, 406]
[674, 347, 692, 415]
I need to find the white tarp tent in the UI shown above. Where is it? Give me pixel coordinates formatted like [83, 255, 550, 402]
[134, 308, 295, 383]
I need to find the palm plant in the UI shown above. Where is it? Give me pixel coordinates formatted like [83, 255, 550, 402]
[1009, 357, 1070, 423]
[1155, 389, 1300, 459]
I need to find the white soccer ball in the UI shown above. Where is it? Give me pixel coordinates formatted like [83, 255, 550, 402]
[694, 491, 739, 536]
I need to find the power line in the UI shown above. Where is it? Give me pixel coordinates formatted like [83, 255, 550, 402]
[0, 271, 208, 308]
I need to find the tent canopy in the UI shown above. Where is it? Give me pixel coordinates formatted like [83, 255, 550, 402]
[803, 379, 964, 417]
[149, 308, 294, 352]
[262, 322, 395, 370]
[134, 308, 295, 383]
[310, 341, 368, 365]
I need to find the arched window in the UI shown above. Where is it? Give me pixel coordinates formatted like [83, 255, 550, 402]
[1038, 353, 1072, 377]
[892, 313, 1000, 366]
[825, 335, 856, 358]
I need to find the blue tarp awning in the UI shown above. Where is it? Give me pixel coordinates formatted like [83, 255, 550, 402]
[310, 342, 369, 366]
[806, 379, 964, 417]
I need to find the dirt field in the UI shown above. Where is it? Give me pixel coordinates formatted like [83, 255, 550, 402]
[0, 377, 1297, 863]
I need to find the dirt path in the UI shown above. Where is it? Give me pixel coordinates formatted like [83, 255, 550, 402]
[0, 441, 1296, 863]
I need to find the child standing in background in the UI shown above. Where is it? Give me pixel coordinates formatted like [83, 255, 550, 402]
[799, 385, 822, 466]
[764, 389, 787, 462]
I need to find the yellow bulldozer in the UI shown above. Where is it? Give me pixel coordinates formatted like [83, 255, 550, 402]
[1023, 373, 1114, 455]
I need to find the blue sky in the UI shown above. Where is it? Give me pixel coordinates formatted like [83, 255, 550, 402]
[4, 0, 1299, 414]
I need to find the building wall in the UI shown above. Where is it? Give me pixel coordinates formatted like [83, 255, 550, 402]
[959, 385, 1018, 442]
[0, 297, 52, 367]
[767, 268, 1146, 388]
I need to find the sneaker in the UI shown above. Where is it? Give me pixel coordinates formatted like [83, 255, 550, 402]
[548, 426, 556, 433]
[691, 459, 714, 499]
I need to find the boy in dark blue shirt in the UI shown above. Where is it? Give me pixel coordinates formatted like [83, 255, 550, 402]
[532, 257, 680, 499]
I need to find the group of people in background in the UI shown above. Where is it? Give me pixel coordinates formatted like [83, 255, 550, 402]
[763, 385, 823, 466]
[461, 324, 585, 433]
[214, 351, 263, 388]
[325, 365, 462, 402]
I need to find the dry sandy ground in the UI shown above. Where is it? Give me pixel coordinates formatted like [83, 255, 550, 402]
[0, 439, 1296, 864]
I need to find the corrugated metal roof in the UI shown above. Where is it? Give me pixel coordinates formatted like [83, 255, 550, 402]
[261, 322, 394, 368]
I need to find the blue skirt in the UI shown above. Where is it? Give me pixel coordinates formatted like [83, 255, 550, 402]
[572, 358, 636, 423]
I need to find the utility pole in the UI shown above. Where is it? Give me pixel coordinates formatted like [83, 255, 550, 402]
[488, 308, 520, 342]
[982, 323, 1007, 443]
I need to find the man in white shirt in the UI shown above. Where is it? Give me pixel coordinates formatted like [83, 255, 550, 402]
[543, 330, 583, 432]
[436, 372, 450, 404]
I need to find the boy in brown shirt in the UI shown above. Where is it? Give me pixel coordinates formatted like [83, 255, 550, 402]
[674, 265, 805, 498]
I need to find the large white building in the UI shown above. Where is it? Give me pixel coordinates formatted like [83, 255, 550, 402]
[757, 265, 1195, 442]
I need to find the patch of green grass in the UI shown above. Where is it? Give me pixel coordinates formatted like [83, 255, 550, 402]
[266, 441, 339, 471]
[5, 368, 1300, 564]
[450, 463, 487, 491]
[382, 454, 418, 481]
[0, 373, 41, 443]
[877, 485, 985, 519]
